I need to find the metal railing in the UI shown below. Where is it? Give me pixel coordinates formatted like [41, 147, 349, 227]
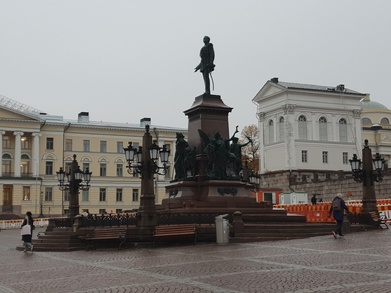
[51, 212, 226, 228]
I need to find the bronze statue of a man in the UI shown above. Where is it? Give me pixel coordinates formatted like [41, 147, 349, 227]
[195, 36, 215, 95]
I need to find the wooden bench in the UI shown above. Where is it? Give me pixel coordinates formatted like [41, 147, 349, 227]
[369, 211, 388, 229]
[81, 227, 126, 250]
[153, 224, 197, 247]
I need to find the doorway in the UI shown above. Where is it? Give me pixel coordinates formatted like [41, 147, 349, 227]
[2, 185, 13, 212]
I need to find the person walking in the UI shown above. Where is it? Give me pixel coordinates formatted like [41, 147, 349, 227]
[20, 211, 35, 252]
[328, 193, 350, 238]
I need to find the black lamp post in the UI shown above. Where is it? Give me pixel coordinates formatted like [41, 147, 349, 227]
[349, 139, 385, 213]
[56, 154, 92, 218]
[124, 125, 170, 227]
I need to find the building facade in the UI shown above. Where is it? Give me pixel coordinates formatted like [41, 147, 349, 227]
[252, 78, 391, 200]
[253, 78, 365, 174]
[0, 96, 186, 216]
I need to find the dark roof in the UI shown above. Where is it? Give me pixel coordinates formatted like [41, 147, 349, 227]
[276, 81, 366, 95]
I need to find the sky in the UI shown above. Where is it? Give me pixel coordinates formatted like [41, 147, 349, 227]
[1, 1, 390, 135]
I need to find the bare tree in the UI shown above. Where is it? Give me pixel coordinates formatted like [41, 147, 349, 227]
[240, 124, 259, 173]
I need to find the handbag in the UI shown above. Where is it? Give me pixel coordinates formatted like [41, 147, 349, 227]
[21, 224, 31, 235]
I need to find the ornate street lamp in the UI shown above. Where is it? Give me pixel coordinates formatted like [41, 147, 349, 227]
[124, 138, 170, 178]
[56, 154, 92, 218]
[124, 125, 170, 227]
[349, 139, 386, 213]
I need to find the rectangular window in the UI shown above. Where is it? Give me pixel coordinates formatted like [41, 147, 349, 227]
[117, 141, 124, 153]
[83, 140, 90, 152]
[45, 187, 53, 201]
[132, 189, 139, 202]
[100, 163, 107, 176]
[343, 152, 348, 164]
[322, 151, 328, 164]
[65, 162, 72, 174]
[99, 188, 106, 202]
[64, 190, 70, 202]
[99, 209, 106, 214]
[65, 139, 72, 151]
[116, 189, 123, 202]
[45, 161, 53, 175]
[21, 137, 29, 149]
[21, 162, 29, 176]
[116, 164, 123, 177]
[2, 159, 11, 175]
[46, 137, 54, 150]
[116, 209, 122, 214]
[82, 190, 89, 202]
[301, 150, 308, 163]
[100, 141, 107, 153]
[82, 163, 90, 173]
[23, 186, 30, 201]
[3, 136, 11, 149]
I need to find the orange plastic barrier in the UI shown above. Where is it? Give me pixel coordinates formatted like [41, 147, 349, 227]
[274, 199, 391, 223]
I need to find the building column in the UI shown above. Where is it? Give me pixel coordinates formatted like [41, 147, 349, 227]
[282, 104, 296, 171]
[14, 131, 23, 177]
[257, 112, 266, 174]
[32, 132, 41, 177]
[353, 110, 362, 155]
[311, 113, 317, 141]
[332, 115, 338, 142]
[0, 131, 5, 176]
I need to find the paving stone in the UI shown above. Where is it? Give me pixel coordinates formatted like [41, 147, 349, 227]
[1, 227, 391, 292]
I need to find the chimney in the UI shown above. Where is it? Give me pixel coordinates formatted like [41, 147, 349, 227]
[336, 84, 345, 92]
[140, 117, 151, 128]
[78, 112, 89, 123]
[271, 77, 279, 83]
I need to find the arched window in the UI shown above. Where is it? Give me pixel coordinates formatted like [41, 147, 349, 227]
[278, 117, 285, 142]
[381, 117, 389, 125]
[319, 117, 327, 141]
[2, 153, 11, 175]
[268, 119, 274, 143]
[21, 154, 30, 176]
[298, 115, 307, 139]
[339, 118, 348, 142]
[362, 118, 372, 125]
[2, 154, 11, 159]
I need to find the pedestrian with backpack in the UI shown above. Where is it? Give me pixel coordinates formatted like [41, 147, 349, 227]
[328, 193, 350, 238]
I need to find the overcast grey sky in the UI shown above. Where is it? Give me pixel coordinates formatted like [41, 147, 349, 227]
[1, 1, 390, 134]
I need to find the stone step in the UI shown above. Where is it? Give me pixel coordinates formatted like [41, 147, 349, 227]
[229, 236, 308, 243]
[234, 231, 331, 238]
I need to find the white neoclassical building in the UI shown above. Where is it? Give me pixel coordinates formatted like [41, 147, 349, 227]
[252, 78, 366, 175]
[0, 95, 186, 216]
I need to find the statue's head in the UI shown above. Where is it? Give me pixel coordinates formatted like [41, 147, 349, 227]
[203, 36, 210, 44]
[176, 132, 184, 138]
[232, 137, 239, 143]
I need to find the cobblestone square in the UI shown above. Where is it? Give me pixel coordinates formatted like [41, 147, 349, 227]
[1, 227, 391, 293]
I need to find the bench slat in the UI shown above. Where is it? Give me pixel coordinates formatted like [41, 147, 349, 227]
[81, 228, 127, 250]
[153, 224, 197, 247]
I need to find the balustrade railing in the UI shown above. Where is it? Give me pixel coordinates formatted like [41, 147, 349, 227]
[52, 212, 225, 229]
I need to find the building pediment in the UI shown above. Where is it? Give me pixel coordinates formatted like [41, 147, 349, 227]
[0, 105, 42, 122]
[252, 81, 287, 103]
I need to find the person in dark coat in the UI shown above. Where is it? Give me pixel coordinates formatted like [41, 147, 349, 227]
[311, 194, 317, 205]
[328, 193, 350, 238]
[21, 211, 35, 252]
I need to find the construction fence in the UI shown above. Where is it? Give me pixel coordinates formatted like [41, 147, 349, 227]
[275, 199, 391, 223]
[0, 218, 49, 230]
